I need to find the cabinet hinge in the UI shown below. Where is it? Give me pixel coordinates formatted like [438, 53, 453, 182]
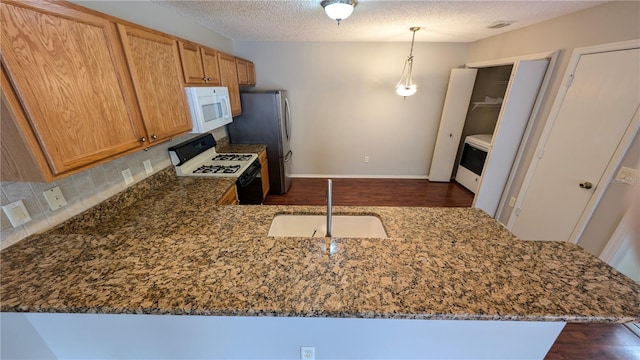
[567, 74, 574, 87]
[537, 149, 544, 159]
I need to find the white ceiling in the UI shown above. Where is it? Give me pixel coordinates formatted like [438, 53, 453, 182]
[155, 0, 608, 43]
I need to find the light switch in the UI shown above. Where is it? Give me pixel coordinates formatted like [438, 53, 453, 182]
[615, 166, 640, 184]
[2, 200, 32, 227]
[43, 186, 67, 210]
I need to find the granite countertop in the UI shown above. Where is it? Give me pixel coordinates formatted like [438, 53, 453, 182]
[215, 138, 267, 155]
[1, 167, 639, 323]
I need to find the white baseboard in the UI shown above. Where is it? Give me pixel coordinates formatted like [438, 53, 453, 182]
[291, 174, 430, 180]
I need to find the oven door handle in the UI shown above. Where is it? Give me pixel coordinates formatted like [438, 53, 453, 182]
[237, 163, 261, 187]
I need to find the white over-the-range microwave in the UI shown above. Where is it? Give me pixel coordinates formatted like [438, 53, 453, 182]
[184, 86, 232, 133]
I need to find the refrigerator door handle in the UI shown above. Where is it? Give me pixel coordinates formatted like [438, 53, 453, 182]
[284, 98, 291, 141]
[284, 150, 293, 162]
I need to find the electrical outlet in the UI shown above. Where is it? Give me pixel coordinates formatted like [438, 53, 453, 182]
[508, 196, 516, 207]
[121, 168, 134, 185]
[364, 155, 369, 163]
[2, 200, 32, 227]
[300, 346, 315, 360]
[43, 186, 67, 210]
[143, 159, 153, 175]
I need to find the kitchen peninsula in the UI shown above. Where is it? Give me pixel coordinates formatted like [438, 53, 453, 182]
[1, 166, 639, 359]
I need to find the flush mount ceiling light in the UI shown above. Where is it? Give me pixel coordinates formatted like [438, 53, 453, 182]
[395, 27, 420, 98]
[321, 0, 358, 25]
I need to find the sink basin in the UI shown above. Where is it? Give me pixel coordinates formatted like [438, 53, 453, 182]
[268, 215, 387, 238]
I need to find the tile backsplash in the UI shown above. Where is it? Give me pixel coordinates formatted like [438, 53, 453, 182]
[0, 132, 200, 250]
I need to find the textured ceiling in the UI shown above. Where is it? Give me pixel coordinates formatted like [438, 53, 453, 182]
[155, 0, 608, 42]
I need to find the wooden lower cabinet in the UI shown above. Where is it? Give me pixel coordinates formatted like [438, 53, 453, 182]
[217, 184, 238, 205]
[259, 149, 270, 200]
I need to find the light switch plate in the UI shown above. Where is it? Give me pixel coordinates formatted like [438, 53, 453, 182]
[2, 200, 32, 227]
[143, 159, 153, 175]
[615, 166, 640, 184]
[121, 168, 134, 185]
[43, 186, 67, 210]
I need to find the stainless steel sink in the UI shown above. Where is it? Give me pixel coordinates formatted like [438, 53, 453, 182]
[268, 215, 387, 238]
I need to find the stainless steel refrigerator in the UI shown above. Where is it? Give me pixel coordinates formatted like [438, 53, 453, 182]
[227, 90, 292, 194]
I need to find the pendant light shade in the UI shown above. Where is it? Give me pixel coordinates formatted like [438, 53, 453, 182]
[321, 0, 357, 25]
[395, 27, 421, 97]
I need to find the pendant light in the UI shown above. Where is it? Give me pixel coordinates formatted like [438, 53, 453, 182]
[395, 27, 421, 97]
[321, 0, 357, 25]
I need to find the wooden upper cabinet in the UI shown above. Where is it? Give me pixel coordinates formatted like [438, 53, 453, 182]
[178, 41, 221, 85]
[0, 1, 146, 178]
[201, 47, 222, 85]
[117, 24, 192, 143]
[247, 62, 256, 85]
[218, 52, 242, 116]
[236, 58, 256, 86]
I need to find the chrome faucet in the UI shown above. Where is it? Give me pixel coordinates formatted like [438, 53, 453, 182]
[326, 179, 332, 237]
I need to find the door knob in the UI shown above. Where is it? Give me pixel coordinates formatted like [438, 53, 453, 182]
[579, 181, 593, 189]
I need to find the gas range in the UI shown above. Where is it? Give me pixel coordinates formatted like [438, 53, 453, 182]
[168, 134, 258, 178]
[168, 134, 263, 205]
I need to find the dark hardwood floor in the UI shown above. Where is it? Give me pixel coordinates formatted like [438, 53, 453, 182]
[264, 177, 475, 207]
[264, 177, 640, 360]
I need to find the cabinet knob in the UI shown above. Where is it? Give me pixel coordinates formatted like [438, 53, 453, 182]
[202, 77, 207, 81]
[151, 134, 157, 140]
[206, 77, 212, 81]
[140, 137, 146, 143]
[579, 181, 593, 189]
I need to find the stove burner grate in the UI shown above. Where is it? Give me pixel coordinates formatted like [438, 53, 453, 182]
[212, 154, 253, 162]
[193, 164, 241, 174]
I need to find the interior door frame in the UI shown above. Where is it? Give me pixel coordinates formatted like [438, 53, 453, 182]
[465, 50, 559, 220]
[506, 39, 640, 243]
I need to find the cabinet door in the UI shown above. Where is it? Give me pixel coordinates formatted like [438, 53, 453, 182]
[236, 58, 249, 85]
[218, 52, 242, 116]
[178, 41, 206, 84]
[118, 25, 192, 143]
[201, 47, 221, 85]
[247, 62, 256, 86]
[1, 1, 145, 175]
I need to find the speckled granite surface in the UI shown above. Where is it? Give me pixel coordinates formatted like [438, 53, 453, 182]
[215, 140, 266, 155]
[1, 168, 638, 323]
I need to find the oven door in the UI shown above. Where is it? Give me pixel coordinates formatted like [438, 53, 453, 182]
[455, 142, 488, 194]
[236, 160, 263, 205]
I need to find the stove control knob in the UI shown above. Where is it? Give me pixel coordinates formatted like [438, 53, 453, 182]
[140, 137, 146, 143]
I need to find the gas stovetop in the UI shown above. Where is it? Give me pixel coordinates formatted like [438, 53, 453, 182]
[168, 134, 258, 178]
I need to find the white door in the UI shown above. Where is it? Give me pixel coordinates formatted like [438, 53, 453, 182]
[511, 48, 640, 241]
[474, 59, 549, 217]
[429, 68, 477, 182]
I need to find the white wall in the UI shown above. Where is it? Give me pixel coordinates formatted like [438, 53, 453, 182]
[234, 42, 468, 178]
[579, 133, 640, 256]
